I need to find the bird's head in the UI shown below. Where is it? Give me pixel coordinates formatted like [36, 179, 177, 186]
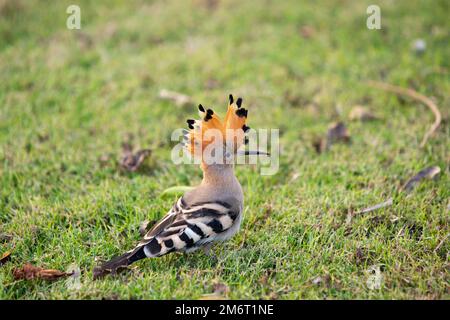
[183, 94, 268, 172]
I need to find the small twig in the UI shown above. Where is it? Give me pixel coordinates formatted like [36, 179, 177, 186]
[354, 198, 393, 215]
[352, 165, 441, 216]
[367, 81, 441, 147]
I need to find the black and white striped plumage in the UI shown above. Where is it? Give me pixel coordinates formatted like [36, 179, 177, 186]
[141, 196, 242, 257]
[96, 165, 244, 274]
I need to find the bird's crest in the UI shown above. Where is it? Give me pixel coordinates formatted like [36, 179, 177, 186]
[184, 94, 249, 163]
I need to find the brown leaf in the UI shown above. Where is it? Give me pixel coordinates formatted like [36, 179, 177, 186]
[120, 142, 152, 172]
[0, 251, 11, 266]
[158, 89, 193, 108]
[13, 263, 72, 281]
[313, 122, 351, 154]
[349, 106, 378, 121]
[401, 166, 441, 193]
[327, 122, 351, 145]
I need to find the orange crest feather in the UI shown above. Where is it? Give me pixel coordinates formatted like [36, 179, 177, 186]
[185, 94, 249, 158]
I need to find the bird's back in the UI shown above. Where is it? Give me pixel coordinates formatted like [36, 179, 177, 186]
[141, 174, 244, 257]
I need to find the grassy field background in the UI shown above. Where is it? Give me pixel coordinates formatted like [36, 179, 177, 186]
[0, 0, 449, 299]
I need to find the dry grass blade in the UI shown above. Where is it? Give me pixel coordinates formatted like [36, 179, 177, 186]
[367, 81, 441, 147]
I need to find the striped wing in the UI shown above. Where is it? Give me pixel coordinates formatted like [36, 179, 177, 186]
[140, 197, 240, 257]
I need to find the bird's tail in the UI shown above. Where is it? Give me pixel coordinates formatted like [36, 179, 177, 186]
[93, 244, 147, 279]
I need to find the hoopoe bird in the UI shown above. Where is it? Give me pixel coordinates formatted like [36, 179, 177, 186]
[95, 94, 267, 275]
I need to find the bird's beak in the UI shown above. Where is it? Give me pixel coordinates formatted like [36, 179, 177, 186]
[237, 150, 270, 156]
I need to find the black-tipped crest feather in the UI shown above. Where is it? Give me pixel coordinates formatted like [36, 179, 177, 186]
[236, 97, 242, 108]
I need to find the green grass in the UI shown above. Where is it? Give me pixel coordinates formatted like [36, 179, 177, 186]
[0, 0, 449, 299]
